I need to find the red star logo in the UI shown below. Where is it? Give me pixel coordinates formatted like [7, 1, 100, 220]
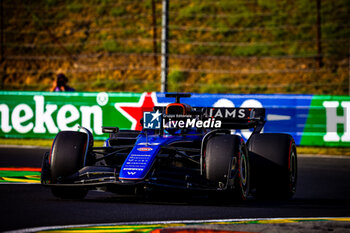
[115, 92, 158, 130]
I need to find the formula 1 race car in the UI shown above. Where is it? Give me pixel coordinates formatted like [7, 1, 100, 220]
[41, 93, 297, 200]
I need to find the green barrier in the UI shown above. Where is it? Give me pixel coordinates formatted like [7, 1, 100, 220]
[301, 95, 350, 147]
[0, 91, 150, 140]
[0, 91, 349, 147]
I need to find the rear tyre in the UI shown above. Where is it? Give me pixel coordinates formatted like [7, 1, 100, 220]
[49, 131, 89, 199]
[205, 135, 250, 200]
[249, 133, 297, 200]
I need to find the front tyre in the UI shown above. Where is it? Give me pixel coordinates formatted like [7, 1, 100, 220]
[204, 135, 250, 201]
[46, 131, 90, 199]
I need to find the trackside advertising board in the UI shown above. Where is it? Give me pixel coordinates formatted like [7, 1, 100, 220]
[0, 91, 349, 147]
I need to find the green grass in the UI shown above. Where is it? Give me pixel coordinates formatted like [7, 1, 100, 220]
[297, 146, 350, 156]
[3, 0, 349, 94]
[66, 2, 83, 13]
[0, 138, 105, 148]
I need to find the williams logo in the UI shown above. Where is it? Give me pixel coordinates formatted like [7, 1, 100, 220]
[143, 110, 162, 129]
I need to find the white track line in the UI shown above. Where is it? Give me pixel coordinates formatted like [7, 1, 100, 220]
[5, 217, 350, 233]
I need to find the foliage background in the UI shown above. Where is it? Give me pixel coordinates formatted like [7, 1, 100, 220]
[0, 0, 349, 94]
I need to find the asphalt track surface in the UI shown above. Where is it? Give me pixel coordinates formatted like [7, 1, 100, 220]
[0, 147, 350, 232]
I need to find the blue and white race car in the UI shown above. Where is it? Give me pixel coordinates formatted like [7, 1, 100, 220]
[41, 93, 297, 200]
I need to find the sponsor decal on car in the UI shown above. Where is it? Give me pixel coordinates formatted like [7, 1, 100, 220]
[138, 142, 161, 146]
[137, 147, 153, 152]
[202, 108, 248, 119]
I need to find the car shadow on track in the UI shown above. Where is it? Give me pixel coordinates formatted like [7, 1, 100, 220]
[79, 189, 350, 210]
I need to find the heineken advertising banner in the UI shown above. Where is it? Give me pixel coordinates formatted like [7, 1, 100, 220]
[0, 91, 349, 147]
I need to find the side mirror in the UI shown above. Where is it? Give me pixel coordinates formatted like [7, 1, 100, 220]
[102, 127, 119, 138]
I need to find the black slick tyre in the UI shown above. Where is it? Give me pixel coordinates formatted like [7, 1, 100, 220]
[49, 131, 89, 199]
[234, 140, 250, 200]
[204, 134, 250, 200]
[249, 133, 297, 200]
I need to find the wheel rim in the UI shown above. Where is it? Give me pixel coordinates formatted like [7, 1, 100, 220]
[240, 153, 248, 187]
[290, 149, 297, 191]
